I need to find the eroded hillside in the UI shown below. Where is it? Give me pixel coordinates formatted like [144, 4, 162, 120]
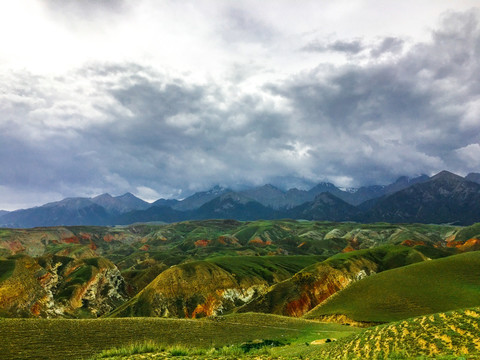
[0, 220, 478, 319]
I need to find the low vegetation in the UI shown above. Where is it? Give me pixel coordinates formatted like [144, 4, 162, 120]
[0, 313, 357, 360]
[309, 307, 480, 359]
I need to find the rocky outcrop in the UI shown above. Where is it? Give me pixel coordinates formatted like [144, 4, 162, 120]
[237, 257, 378, 317]
[111, 261, 269, 318]
[0, 255, 127, 318]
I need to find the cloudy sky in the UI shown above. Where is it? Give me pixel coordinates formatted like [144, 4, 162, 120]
[1, 0, 480, 210]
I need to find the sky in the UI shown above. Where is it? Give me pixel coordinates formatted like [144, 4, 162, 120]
[1, 0, 480, 210]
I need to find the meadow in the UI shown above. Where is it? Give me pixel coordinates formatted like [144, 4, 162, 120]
[0, 313, 357, 360]
[305, 251, 480, 323]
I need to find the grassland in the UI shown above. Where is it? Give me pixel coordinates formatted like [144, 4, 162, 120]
[206, 255, 325, 282]
[0, 313, 358, 360]
[306, 251, 480, 323]
[0, 258, 15, 282]
[86, 308, 480, 359]
[307, 307, 480, 359]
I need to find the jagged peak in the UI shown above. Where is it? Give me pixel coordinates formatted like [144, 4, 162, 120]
[116, 192, 139, 199]
[309, 182, 337, 191]
[465, 173, 480, 184]
[394, 176, 409, 183]
[206, 185, 228, 194]
[93, 193, 113, 200]
[430, 170, 464, 182]
[313, 191, 342, 202]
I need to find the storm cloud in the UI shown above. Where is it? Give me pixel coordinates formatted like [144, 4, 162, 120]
[0, 3, 479, 209]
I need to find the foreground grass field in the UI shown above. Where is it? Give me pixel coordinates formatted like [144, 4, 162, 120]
[87, 308, 480, 359]
[0, 313, 357, 360]
[307, 307, 480, 359]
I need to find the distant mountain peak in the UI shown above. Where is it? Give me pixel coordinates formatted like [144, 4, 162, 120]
[207, 185, 227, 194]
[394, 176, 409, 183]
[116, 192, 139, 199]
[465, 173, 480, 185]
[93, 193, 113, 200]
[431, 170, 464, 182]
[308, 182, 338, 192]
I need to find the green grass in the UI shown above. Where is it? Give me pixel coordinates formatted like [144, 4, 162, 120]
[0, 259, 15, 282]
[455, 222, 480, 242]
[89, 308, 480, 359]
[207, 255, 325, 282]
[237, 245, 428, 317]
[0, 313, 358, 360]
[303, 307, 480, 359]
[324, 244, 426, 270]
[305, 251, 480, 323]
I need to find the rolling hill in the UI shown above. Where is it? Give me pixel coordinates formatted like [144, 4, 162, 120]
[236, 245, 428, 317]
[305, 251, 480, 323]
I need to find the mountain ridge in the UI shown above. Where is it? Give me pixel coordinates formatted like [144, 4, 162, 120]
[1, 171, 479, 227]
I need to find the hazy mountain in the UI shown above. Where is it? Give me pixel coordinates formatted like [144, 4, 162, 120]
[152, 198, 180, 208]
[287, 192, 359, 221]
[171, 185, 231, 211]
[362, 171, 480, 225]
[239, 182, 348, 210]
[115, 205, 186, 225]
[0, 210, 9, 217]
[239, 184, 286, 209]
[240, 176, 430, 209]
[0, 200, 112, 228]
[191, 192, 276, 221]
[466, 172, 480, 184]
[1, 171, 477, 227]
[308, 182, 345, 198]
[92, 193, 150, 214]
[0, 193, 149, 228]
[333, 175, 429, 206]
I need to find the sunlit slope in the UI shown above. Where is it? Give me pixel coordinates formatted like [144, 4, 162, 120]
[236, 245, 427, 317]
[305, 251, 480, 323]
[307, 307, 480, 359]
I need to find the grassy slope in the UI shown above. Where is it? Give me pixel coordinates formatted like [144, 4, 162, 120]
[303, 307, 480, 359]
[305, 251, 480, 323]
[207, 255, 325, 282]
[0, 259, 15, 282]
[237, 245, 428, 316]
[89, 308, 480, 359]
[0, 313, 358, 360]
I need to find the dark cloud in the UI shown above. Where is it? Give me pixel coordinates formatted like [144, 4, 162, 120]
[273, 9, 480, 185]
[303, 37, 404, 57]
[303, 39, 365, 54]
[370, 37, 404, 57]
[1, 10, 480, 209]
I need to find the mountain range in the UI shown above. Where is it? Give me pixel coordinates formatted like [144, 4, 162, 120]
[1, 171, 480, 228]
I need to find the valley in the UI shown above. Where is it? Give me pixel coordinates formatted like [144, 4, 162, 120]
[1, 218, 480, 358]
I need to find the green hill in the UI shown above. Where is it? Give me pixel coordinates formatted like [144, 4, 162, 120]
[305, 307, 480, 359]
[305, 251, 480, 323]
[236, 245, 428, 317]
